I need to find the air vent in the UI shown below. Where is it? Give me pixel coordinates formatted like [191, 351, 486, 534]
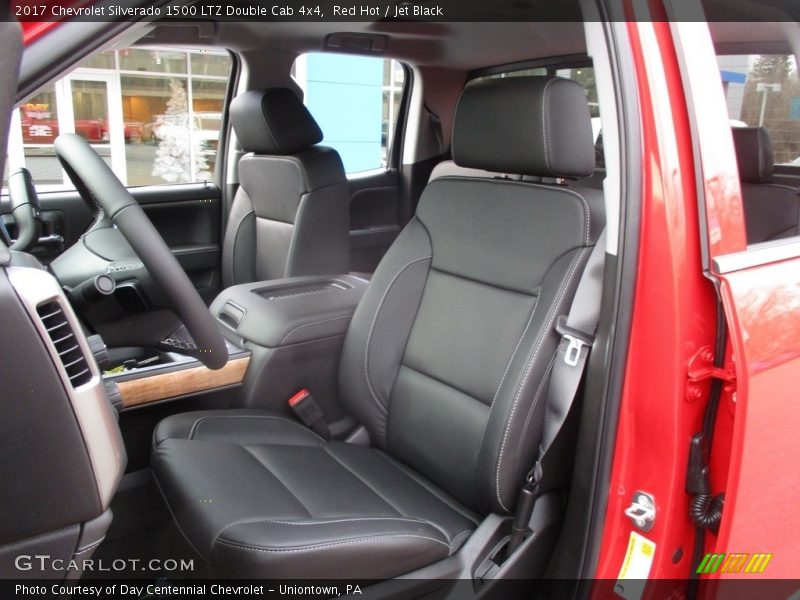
[36, 301, 92, 388]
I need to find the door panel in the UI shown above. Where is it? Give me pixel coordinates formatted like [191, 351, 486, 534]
[0, 182, 222, 301]
[132, 185, 221, 302]
[347, 169, 402, 273]
[677, 22, 800, 578]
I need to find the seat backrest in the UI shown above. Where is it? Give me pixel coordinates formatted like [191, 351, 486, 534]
[339, 76, 604, 515]
[222, 88, 350, 286]
[732, 126, 800, 243]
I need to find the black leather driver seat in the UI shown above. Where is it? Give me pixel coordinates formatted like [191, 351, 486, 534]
[221, 88, 350, 287]
[152, 76, 604, 579]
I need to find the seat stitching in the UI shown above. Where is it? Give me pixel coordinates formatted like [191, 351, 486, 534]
[449, 86, 469, 162]
[375, 451, 480, 526]
[542, 77, 555, 173]
[187, 415, 324, 444]
[239, 445, 314, 518]
[364, 255, 432, 415]
[473, 295, 540, 495]
[400, 363, 485, 408]
[321, 447, 405, 514]
[151, 470, 212, 566]
[246, 517, 437, 527]
[428, 264, 542, 295]
[449, 529, 474, 554]
[74, 537, 105, 555]
[216, 533, 449, 554]
[279, 314, 353, 345]
[513, 355, 555, 483]
[229, 205, 254, 285]
[321, 447, 453, 544]
[428, 177, 591, 246]
[494, 246, 589, 512]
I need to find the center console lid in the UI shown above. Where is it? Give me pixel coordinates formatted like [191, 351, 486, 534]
[211, 275, 368, 348]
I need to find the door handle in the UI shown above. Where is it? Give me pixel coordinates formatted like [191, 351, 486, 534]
[36, 234, 65, 247]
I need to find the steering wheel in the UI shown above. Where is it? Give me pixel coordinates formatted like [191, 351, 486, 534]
[7, 168, 43, 252]
[53, 133, 228, 370]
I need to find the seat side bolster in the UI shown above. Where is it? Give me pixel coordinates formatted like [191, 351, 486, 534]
[211, 528, 451, 579]
[477, 245, 594, 514]
[338, 217, 433, 448]
[221, 188, 256, 287]
[152, 409, 324, 449]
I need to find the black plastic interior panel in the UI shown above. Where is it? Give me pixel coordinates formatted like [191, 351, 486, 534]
[0, 182, 222, 300]
[0, 269, 102, 545]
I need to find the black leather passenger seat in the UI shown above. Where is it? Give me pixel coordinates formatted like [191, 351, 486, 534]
[732, 126, 800, 243]
[152, 75, 605, 580]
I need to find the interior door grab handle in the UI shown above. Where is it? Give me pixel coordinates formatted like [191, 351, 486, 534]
[37, 234, 64, 246]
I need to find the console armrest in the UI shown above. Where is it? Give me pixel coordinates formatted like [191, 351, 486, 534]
[210, 275, 368, 348]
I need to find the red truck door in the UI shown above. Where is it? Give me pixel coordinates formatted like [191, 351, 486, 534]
[674, 21, 800, 579]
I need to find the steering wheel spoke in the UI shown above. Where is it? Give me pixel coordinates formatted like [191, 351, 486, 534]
[53, 133, 228, 370]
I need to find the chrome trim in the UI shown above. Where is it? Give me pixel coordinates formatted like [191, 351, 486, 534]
[7, 266, 125, 509]
[713, 237, 800, 274]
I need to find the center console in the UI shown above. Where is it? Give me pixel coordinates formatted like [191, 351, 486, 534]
[209, 274, 368, 437]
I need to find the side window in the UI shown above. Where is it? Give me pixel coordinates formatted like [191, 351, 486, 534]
[469, 66, 548, 85]
[293, 53, 406, 173]
[4, 47, 232, 191]
[718, 54, 799, 165]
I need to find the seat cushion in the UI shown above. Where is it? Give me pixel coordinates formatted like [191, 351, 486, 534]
[151, 410, 479, 579]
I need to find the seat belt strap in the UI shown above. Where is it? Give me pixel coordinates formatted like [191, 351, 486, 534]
[540, 228, 607, 457]
[507, 230, 606, 554]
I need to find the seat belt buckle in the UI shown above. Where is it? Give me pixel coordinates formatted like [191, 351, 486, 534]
[563, 335, 586, 367]
[288, 389, 331, 440]
[555, 315, 593, 367]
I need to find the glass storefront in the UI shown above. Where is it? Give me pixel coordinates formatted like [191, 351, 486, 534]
[4, 47, 231, 189]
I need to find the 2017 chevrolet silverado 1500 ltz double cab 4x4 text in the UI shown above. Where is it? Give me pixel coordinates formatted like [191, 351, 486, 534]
[0, 1, 799, 598]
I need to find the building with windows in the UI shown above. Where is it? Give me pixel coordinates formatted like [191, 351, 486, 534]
[5, 47, 231, 189]
[4, 48, 404, 190]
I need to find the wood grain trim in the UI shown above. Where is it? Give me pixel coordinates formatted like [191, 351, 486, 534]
[118, 356, 250, 408]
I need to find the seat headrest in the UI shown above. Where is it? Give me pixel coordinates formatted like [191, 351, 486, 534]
[230, 88, 323, 155]
[732, 126, 774, 184]
[452, 76, 595, 179]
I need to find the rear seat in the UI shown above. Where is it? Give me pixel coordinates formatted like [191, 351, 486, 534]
[732, 126, 800, 243]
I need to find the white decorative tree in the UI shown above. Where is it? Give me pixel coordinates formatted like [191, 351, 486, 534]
[152, 79, 211, 183]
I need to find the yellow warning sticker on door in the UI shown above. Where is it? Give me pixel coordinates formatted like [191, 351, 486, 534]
[614, 531, 656, 600]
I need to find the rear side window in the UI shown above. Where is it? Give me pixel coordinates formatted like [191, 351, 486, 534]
[4, 47, 232, 191]
[718, 54, 800, 165]
[469, 66, 548, 85]
[293, 53, 406, 173]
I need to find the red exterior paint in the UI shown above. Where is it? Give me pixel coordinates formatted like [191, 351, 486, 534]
[11, 0, 800, 583]
[715, 265, 800, 577]
[593, 18, 719, 587]
[679, 24, 800, 578]
[17, 0, 95, 44]
[596, 8, 800, 585]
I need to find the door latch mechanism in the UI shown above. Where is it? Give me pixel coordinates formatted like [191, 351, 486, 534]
[624, 491, 656, 532]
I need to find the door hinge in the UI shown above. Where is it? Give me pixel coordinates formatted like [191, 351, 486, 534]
[685, 345, 736, 402]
